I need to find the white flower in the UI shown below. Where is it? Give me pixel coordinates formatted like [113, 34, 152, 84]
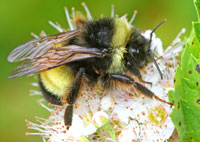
[26, 3, 185, 142]
[100, 95, 115, 111]
[92, 111, 109, 128]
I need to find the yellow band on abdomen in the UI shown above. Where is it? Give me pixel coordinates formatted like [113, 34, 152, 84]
[40, 65, 74, 97]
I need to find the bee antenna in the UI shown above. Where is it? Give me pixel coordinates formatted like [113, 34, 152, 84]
[149, 19, 166, 43]
[148, 19, 166, 80]
[149, 52, 163, 79]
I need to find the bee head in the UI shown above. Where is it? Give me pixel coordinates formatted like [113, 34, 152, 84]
[126, 20, 166, 79]
[126, 30, 152, 68]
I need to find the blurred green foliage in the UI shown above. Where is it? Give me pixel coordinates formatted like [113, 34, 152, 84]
[0, 0, 196, 141]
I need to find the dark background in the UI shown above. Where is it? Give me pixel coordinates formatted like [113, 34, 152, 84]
[0, 0, 196, 141]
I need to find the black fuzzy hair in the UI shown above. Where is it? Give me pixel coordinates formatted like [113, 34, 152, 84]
[82, 18, 114, 48]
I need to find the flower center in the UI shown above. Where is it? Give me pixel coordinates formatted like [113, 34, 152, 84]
[148, 106, 167, 126]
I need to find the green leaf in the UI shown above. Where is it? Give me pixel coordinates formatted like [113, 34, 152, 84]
[169, 1, 200, 139]
[169, 1, 200, 141]
[169, 36, 200, 142]
[194, 0, 200, 20]
[101, 123, 116, 141]
[193, 22, 200, 43]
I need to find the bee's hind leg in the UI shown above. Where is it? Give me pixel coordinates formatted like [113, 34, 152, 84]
[64, 68, 85, 129]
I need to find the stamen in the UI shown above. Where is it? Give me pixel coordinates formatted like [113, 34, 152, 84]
[30, 90, 42, 95]
[129, 10, 138, 24]
[29, 89, 42, 96]
[172, 28, 186, 45]
[30, 32, 39, 39]
[29, 93, 40, 97]
[111, 5, 115, 18]
[120, 13, 128, 20]
[165, 28, 186, 53]
[40, 30, 47, 37]
[81, 2, 93, 21]
[27, 121, 50, 129]
[27, 125, 45, 132]
[26, 132, 48, 136]
[71, 7, 75, 19]
[42, 137, 47, 142]
[39, 98, 46, 102]
[35, 116, 51, 123]
[38, 101, 53, 112]
[64, 7, 74, 30]
[31, 82, 38, 87]
[48, 21, 63, 32]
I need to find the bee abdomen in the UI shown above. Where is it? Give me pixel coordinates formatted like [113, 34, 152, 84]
[39, 65, 75, 97]
[38, 79, 62, 105]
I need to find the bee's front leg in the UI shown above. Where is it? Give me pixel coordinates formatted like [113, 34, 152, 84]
[126, 60, 152, 86]
[110, 73, 172, 105]
[111, 73, 153, 97]
[111, 74, 134, 84]
[64, 68, 85, 129]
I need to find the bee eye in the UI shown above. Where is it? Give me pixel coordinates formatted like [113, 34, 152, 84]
[129, 48, 139, 54]
[126, 43, 147, 68]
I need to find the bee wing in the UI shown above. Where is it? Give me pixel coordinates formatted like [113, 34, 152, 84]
[8, 45, 104, 78]
[7, 30, 80, 62]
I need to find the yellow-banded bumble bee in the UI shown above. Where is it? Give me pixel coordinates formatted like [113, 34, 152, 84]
[7, 4, 170, 129]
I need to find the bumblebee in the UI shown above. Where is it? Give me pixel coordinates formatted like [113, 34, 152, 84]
[8, 6, 169, 129]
